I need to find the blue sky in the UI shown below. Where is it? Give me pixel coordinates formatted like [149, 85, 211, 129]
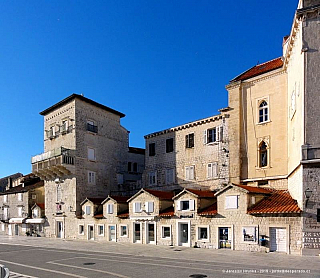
[0, 1, 298, 177]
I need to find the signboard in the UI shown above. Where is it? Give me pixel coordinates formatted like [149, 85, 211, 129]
[303, 232, 320, 249]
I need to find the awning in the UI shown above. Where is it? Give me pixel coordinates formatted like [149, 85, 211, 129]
[25, 218, 45, 224]
[9, 218, 26, 224]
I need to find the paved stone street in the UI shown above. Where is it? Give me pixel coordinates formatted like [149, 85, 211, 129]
[0, 235, 319, 278]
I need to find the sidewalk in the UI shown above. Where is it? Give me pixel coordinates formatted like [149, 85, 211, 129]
[0, 235, 319, 272]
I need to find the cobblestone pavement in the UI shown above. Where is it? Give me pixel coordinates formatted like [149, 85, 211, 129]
[0, 235, 319, 278]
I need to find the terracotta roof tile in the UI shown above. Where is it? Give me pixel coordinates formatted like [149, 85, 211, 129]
[235, 184, 271, 194]
[36, 203, 45, 210]
[159, 206, 174, 217]
[86, 197, 106, 205]
[117, 210, 129, 218]
[231, 57, 283, 82]
[187, 188, 216, 198]
[247, 190, 301, 215]
[93, 213, 104, 219]
[198, 203, 217, 216]
[144, 189, 174, 200]
[109, 196, 129, 203]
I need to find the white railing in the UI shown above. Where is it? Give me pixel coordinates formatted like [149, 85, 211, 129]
[31, 147, 74, 164]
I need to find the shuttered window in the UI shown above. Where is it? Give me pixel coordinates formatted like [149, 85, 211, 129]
[85, 206, 91, 215]
[145, 202, 154, 213]
[225, 195, 239, 209]
[185, 166, 195, 180]
[133, 202, 142, 213]
[107, 204, 114, 214]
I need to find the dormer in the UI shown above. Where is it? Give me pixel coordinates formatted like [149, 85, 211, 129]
[214, 184, 271, 215]
[80, 197, 105, 219]
[127, 188, 174, 220]
[101, 195, 129, 218]
[31, 203, 45, 218]
[173, 188, 216, 217]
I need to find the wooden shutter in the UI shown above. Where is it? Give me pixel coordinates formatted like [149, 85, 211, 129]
[190, 166, 195, 180]
[189, 200, 195, 211]
[176, 201, 181, 211]
[203, 130, 207, 144]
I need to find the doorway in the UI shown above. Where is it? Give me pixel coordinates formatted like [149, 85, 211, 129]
[87, 225, 94, 240]
[109, 225, 116, 241]
[146, 222, 155, 244]
[270, 227, 287, 252]
[14, 225, 19, 236]
[219, 227, 231, 249]
[133, 223, 141, 243]
[56, 221, 63, 238]
[178, 222, 190, 247]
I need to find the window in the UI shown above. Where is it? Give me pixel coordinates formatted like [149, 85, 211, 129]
[48, 125, 55, 138]
[32, 194, 37, 200]
[107, 203, 114, 214]
[18, 207, 22, 217]
[145, 202, 154, 213]
[33, 208, 39, 218]
[88, 147, 96, 161]
[185, 166, 195, 180]
[56, 185, 62, 202]
[259, 141, 268, 167]
[242, 226, 257, 242]
[87, 120, 98, 133]
[166, 168, 175, 184]
[251, 196, 256, 205]
[133, 202, 142, 213]
[61, 120, 68, 133]
[3, 207, 8, 218]
[133, 162, 137, 172]
[3, 195, 7, 203]
[88, 171, 96, 185]
[128, 162, 132, 172]
[198, 227, 209, 240]
[18, 193, 23, 201]
[258, 100, 268, 123]
[177, 200, 195, 211]
[225, 195, 239, 209]
[207, 163, 218, 179]
[317, 209, 320, 223]
[98, 225, 104, 236]
[120, 225, 127, 237]
[185, 133, 194, 148]
[1, 224, 4, 232]
[148, 171, 157, 186]
[162, 226, 171, 239]
[166, 138, 174, 153]
[149, 143, 155, 156]
[117, 174, 123, 185]
[85, 205, 91, 215]
[79, 225, 84, 235]
[204, 126, 223, 144]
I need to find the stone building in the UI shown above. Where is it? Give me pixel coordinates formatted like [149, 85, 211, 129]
[143, 112, 230, 191]
[31, 94, 144, 238]
[0, 173, 23, 192]
[226, 0, 320, 255]
[0, 174, 44, 236]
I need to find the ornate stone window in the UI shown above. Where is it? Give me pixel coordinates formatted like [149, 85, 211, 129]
[259, 141, 268, 167]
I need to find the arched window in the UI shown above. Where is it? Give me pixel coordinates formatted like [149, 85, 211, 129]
[259, 101, 268, 123]
[259, 141, 268, 167]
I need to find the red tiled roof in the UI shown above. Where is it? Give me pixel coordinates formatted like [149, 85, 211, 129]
[144, 189, 174, 200]
[85, 197, 106, 205]
[117, 210, 129, 218]
[198, 203, 217, 216]
[235, 184, 271, 194]
[247, 190, 301, 215]
[36, 203, 45, 210]
[231, 57, 283, 82]
[159, 206, 174, 217]
[187, 188, 216, 198]
[93, 213, 104, 219]
[109, 196, 129, 203]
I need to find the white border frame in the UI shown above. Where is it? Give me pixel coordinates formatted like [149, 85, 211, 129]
[87, 224, 94, 241]
[120, 224, 128, 237]
[176, 220, 191, 247]
[78, 224, 85, 236]
[133, 222, 142, 243]
[241, 225, 259, 244]
[97, 224, 105, 237]
[108, 224, 117, 242]
[196, 225, 210, 242]
[161, 225, 172, 240]
[256, 96, 270, 125]
[145, 222, 156, 245]
[268, 224, 290, 254]
[216, 225, 234, 250]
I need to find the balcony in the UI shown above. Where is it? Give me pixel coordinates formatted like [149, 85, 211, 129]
[87, 123, 98, 133]
[301, 145, 320, 163]
[31, 147, 75, 180]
